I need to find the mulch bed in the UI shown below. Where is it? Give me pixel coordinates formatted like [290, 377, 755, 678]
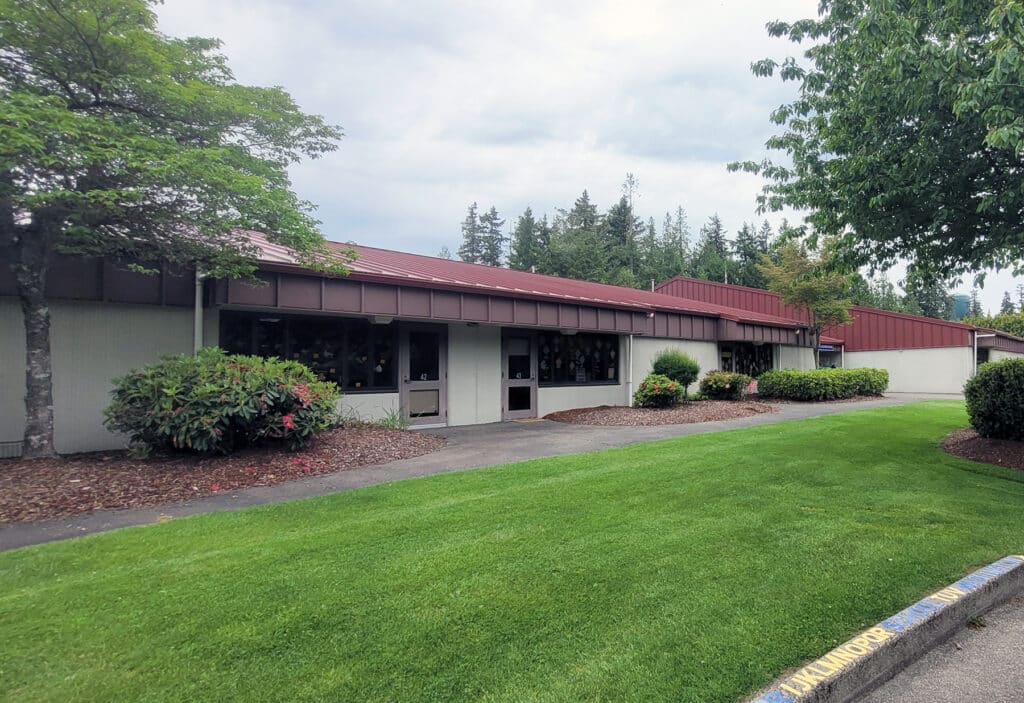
[0, 426, 445, 525]
[942, 429, 1024, 472]
[544, 400, 778, 426]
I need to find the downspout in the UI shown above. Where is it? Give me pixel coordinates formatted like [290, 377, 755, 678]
[193, 269, 206, 354]
[626, 334, 634, 407]
[840, 343, 845, 369]
[973, 332, 996, 375]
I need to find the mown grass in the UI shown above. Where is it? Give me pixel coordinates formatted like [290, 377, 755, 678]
[1, 402, 1022, 702]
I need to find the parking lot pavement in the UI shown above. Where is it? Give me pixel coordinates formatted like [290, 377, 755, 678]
[861, 596, 1024, 703]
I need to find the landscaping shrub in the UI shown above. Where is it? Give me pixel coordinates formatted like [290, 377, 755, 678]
[699, 371, 752, 400]
[651, 349, 700, 394]
[965, 358, 1024, 440]
[757, 367, 889, 401]
[104, 347, 340, 454]
[633, 373, 685, 408]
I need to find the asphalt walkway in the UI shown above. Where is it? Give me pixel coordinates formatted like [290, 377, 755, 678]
[0, 393, 957, 551]
[862, 596, 1024, 703]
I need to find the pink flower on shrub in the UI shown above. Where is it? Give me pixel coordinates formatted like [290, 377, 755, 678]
[653, 384, 660, 391]
[282, 414, 296, 430]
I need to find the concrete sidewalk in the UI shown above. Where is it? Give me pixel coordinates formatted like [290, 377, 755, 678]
[861, 596, 1024, 703]
[0, 393, 958, 551]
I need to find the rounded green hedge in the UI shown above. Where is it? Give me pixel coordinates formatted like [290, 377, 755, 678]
[756, 368, 888, 401]
[104, 348, 340, 454]
[651, 349, 700, 392]
[699, 371, 752, 400]
[965, 357, 1024, 440]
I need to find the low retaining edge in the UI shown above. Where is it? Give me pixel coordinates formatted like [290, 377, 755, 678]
[748, 555, 1024, 703]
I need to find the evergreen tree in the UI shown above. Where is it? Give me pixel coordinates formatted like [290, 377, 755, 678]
[478, 206, 506, 266]
[692, 214, 730, 282]
[509, 208, 539, 272]
[603, 195, 642, 280]
[904, 277, 955, 319]
[637, 217, 660, 289]
[548, 191, 606, 281]
[733, 221, 767, 288]
[1000, 291, 1016, 314]
[437, 245, 453, 260]
[457, 202, 483, 263]
[969, 288, 984, 317]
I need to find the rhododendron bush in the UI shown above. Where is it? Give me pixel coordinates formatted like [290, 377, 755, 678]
[104, 348, 339, 454]
[632, 373, 685, 408]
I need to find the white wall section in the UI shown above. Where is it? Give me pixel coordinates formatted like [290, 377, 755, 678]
[844, 347, 972, 393]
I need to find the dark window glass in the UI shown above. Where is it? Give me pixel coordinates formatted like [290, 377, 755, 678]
[256, 318, 285, 359]
[508, 385, 532, 411]
[408, 331, 440, 381]
[721, 343, 773, 377]
[537, 332, 618, 385]
[219, 312, 397, 392]
[507, 336, 532, 379]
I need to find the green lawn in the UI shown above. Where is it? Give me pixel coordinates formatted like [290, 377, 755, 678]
[2, 401, 1023, 702]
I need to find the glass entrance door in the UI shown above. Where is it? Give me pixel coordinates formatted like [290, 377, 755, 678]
[400, 327, 447, 426]
[502, 333, 537, 420]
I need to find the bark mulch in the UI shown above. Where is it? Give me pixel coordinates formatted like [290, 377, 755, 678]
[942, 428, 1024, 472]
[0, 426, 445, 524]
[544, 400, 777, 426]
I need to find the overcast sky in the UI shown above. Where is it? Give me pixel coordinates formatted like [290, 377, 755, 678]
[155, 0, 1022, 313]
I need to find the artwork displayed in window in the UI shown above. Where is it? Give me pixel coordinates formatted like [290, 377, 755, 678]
[537, 332, 618, 385]
[719, 343, 773, 377]
[220, 312, 396, 392]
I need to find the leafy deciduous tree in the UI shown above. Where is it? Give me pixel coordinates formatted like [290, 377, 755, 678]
[0, 0, 345, 457]
[757, 241, 853, 367]
[733, 1, 1024, 278]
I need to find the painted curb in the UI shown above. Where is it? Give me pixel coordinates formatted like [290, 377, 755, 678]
[748, 555, 1024, 703]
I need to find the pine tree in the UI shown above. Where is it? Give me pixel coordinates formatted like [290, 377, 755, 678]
[509, 208, 539, 272]
[692, 214, 730, 282]
[733, 221, 767, 288]
[438, 245, 453, 260]
[478, 206, 506, 266]
[969, 288, 984, 317]
[457, 202, 483, 263]
[1000, 291, 1016, 314]
[904, 277, 955, 319]
[603, 195, 642, 280]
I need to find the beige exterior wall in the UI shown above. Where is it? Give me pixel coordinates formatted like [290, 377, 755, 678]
[339, 393, 400, 423]
[629, 337, 719, 396]
[844, 347, 972, 393]
[989, 349, 1024, 362]
[447, 324, 502, 426]
[536, 383, 625, 417]
[776, 344, 816, 371]
[1, 298, 217, 454]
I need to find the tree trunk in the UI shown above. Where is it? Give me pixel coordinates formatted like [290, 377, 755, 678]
[811, 326, 821, 369]
[15, 241, 56, 459]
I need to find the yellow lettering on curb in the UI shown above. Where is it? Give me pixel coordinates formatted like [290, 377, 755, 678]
[841, 642, 870, 656]
[780, 683, 804, 696]
[791, 670, 826, 689]
[819, 650, 858, 669]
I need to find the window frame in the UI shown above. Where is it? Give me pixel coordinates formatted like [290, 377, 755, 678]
[536, 331, 620, 387]
[218, 311, 399, 394]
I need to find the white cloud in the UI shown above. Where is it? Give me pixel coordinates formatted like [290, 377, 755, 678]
[155, 0, 1023, 310]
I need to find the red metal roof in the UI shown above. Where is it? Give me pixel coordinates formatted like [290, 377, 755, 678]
[655, 275, 1024, 351]
[245, 231, 808, 329]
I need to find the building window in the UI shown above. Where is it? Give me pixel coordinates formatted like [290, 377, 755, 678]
[219, 312, 397, 392]
[719, 342, 773, 377]
[537, 332, 619, 385]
